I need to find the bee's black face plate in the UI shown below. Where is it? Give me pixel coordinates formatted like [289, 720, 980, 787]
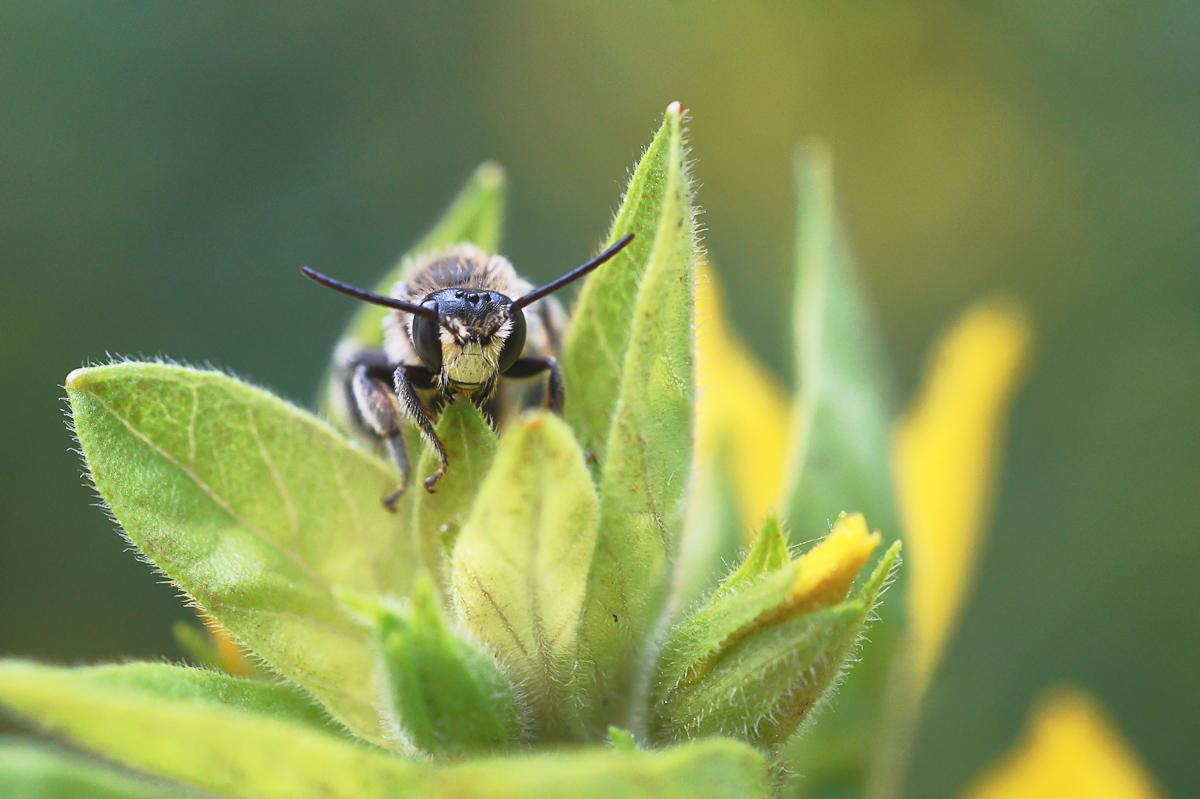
[423, 288, 513, 334]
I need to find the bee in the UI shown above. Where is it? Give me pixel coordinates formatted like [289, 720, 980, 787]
[302, 232, 634, 508]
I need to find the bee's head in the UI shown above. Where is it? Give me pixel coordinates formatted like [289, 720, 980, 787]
[301, 232, 633, 383]
[410, 289, 526, 377]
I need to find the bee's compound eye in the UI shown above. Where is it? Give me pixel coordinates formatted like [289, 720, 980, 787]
[498, 307, 527, 374]
[412, 304, 442, 372]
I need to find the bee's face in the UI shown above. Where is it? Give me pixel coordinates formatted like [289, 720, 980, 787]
[410, 288, 527, 387]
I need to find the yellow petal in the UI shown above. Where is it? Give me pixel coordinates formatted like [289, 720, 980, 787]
[894, 299, 1031, 686]
[963, 688, 1164, 799]
[790, 511, 881, 610]
[694, 262, 791, 538]
[198, 610, 253, 678]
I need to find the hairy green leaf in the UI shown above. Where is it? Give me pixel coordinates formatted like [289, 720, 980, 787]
[345, 162, 506, 349]
[426, 737, 769, 799]
[451, 412, 598, 737]
[411, 401, 497, 592]
[562, 105, 682, 463]
[348, 580, 522, 757]
[53, 662, 338, 735]
[67, 363, 416, 746]
[0, 741, 193, 799]
[572, 103, 695, 735]
[0, 661, 421, 799]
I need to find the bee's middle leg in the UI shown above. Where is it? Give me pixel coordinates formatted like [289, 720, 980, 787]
[393, 365, 449, 493]
[505, 356, 564, 413]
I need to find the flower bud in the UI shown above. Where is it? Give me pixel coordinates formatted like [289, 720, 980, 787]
[651, 512, 900, 746]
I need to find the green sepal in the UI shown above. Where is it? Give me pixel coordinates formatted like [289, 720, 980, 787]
[719, 510, 790, 597]
[0, 741, 193, 799]
[0, 661, 420, 799]
[67, 363, 415, 747]
[410, 401, 498, 591]
[345, 580, 522, 758]
[572, 102, 695, 735]
[651, 542, 901, 748]
[450, 411, 598, 738]
[607, 726, 640, 753]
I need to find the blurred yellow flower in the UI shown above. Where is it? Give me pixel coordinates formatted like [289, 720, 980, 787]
[893, 299, 1032, 687]
[694, 270, 1166, 799]
[693, 263, 791, 536]
[964, 688, 1164, 799]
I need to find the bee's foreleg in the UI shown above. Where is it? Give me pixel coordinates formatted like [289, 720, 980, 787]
[350, 364, 409, 510]
[393, 365, 449, 493]
[504, 356, 564, 413]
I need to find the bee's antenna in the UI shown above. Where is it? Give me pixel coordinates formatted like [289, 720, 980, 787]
[301, 267, 440, 320]
[511, 232, 635, 311]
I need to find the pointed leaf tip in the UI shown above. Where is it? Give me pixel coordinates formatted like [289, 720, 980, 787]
[571, 105, 696, 733]
[67, 361, 415, 746]
[367, 580, 522, 757]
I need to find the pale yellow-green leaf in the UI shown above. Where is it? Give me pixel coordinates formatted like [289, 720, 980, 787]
[572, 103, 695, 735]
[426, 737, 770, 799]
[0, 741, 192, 799]
[0, 661, 421, 799]
[775, 143, 900, 799]
[451, 412, 598, 737]
[67, 363, 415, 746]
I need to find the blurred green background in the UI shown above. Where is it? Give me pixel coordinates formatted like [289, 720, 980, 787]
[1, 2, 1196, 797]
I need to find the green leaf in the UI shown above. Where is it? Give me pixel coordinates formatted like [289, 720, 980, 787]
[781, 142, 897, 540]
[426, 737, 770, 799]
[776, 145, 904, 798]
[0, 740, 192, 799]
[0, 661, 421, 799]
[562, 104, 682, 464]
[53, 662, 339, 736]
[345, 162, 506, 350]
[572, 102, 695, 735]
[67, 362, 417, 746]
[347, 580, 522, 757]
[410, 401, 497, 591]
[450, 412, 598, 738]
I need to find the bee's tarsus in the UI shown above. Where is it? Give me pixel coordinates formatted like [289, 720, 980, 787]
[382, 485, 404, 510]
